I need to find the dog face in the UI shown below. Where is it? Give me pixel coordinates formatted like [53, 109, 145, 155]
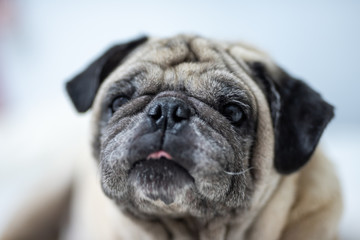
[66, 35, 334, 219]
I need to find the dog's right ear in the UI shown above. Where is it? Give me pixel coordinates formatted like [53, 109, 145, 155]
[249, 62, 334, 174]
[66, 36, 148, 113]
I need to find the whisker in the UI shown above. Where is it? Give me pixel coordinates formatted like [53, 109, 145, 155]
[108, 150, 117, 169]
[114, 135, 121, 144]
[223, 167, 253, 176]
[96, 148, 118, 178]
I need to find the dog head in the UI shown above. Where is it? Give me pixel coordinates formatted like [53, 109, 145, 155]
[66, 35, 334, 219]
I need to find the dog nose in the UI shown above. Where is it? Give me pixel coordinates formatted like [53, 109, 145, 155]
[148, 97, 191, 132]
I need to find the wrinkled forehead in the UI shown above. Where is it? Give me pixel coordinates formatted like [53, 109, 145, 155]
[99, 35, 270, 108]
[126, 35, 227, 67]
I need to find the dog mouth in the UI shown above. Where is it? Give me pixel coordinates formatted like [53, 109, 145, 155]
[128, 151, 194, 204]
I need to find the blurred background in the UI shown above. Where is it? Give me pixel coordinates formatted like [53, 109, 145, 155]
[0, 0, 359, 239]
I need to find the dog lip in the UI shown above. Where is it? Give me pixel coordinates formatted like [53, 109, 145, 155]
[129, 150, 193, 179]
[129, 149, 192, 175]
[146, 150, 173, 160]
[129, 150, 173, 168]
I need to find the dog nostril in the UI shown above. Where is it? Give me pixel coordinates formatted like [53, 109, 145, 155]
[174, 106, 190, 122]
[148, 104, 162, 120]
[147, 98, 192, 131]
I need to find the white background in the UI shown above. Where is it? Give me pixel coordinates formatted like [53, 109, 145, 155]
[0, 0, 359, 239]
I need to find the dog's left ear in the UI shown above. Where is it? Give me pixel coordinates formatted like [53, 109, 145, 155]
[66, 36, 148, 112]
[250, 62, 334, 174]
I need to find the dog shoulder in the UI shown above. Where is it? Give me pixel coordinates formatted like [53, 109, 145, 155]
[280, 148, 343, 240]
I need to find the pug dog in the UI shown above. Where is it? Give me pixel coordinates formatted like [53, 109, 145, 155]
[2, 35, 342, 240]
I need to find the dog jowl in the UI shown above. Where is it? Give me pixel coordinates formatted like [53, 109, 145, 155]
[66, 35, 340, 239]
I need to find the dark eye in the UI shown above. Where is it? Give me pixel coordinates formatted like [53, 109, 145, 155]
[222, 104, 244, 124]
[111, 96, 130, 113]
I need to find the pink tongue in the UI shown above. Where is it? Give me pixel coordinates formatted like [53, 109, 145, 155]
[147, 150, 173, 160]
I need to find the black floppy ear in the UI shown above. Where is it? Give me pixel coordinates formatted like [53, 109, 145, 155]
[251, 62, 334, 174]
[66, 36, 148, 112]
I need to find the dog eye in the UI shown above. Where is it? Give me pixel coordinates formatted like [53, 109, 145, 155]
[111, 96, 130, 113]
[222, 104, 244, 124]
